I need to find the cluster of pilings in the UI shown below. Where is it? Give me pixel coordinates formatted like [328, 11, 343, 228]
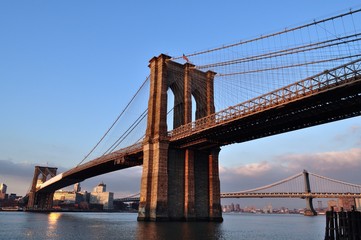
[325, 206, 361, 240]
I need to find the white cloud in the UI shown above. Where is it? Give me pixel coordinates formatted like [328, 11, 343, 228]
[219, 147, 361, 192]
[277, 148, 361, 172]
[233, 161, 272, 176]
[2, 145, 361, 207]
[219, 146, 361, 208]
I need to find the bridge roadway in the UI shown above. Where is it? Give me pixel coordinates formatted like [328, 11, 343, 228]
[38, 58, 361, 194]
[38, 143, 143, 193]
[220, 192, 361, 199]
[169, 59, 361, 149]
[114, 193, 361, 202]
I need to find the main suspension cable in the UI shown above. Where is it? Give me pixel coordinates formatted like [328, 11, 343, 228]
[172, 8, 361, 60]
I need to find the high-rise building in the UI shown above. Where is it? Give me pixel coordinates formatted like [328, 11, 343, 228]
[74, 183, 81, 193]
[0, 183, 7, 193]
[230, 203, 235, 211]
[0, 183, 7, 200]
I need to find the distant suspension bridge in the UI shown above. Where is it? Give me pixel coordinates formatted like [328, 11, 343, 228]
[221, 170, 361, 199]
[118, 170, 361, 216]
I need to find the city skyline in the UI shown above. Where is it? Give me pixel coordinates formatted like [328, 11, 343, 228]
[1, 1, 361, 209]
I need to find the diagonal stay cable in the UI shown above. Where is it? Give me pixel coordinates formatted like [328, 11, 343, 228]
[103, 108, 148, 155]
[77, 75, 150, 167]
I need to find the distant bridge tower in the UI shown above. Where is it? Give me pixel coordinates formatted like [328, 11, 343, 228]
[138, 54, 222, 221]
[27, 166, 57, 210]
[303, 170, 317, 216]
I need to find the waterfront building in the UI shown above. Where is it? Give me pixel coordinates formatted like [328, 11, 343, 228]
[317, 201, 322, 209]
[93, 182, 106, 193]
[338, 198, 356, 211]
[263, 203, 273, 213]
[89, 183, 114, 210]
[355, 198, 361, 211]
[8, 193, 17, 200]
[327, 198, 355, 211]
[235, 204, 241, 212]
[279, 207, 289, 213]
[53, 190, 84, 204]
[327, 200, 339, 211]
[0, 183, 7, 200]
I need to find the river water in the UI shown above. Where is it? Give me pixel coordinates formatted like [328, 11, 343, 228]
[0, 212, 325, 239]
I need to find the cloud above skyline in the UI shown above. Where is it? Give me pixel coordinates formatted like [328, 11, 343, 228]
[1, 121, 360, 209]
[219, 147, 361, 191]
[2, 144, 360, 199]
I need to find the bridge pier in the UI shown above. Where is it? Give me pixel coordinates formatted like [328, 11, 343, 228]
[304, 197, 317, 216]
[27, 166, 57, 210]
[138, 54, 222, 222]
[303, 170, 317, 216]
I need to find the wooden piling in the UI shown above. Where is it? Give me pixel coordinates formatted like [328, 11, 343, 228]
[325, 206, 361, 240]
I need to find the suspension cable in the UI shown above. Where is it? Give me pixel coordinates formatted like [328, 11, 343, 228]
[229, 172, 303, 194]
[309, 172, 361, 188]
[217, 54, 361, 77]
[77, 76, 150, 167]
[103, 109, 148, 154]
[172, 8, 361, 60]
[197, 34, 361, 69]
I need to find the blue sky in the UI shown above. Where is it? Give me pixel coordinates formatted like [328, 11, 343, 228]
[1, 1, 361, 208]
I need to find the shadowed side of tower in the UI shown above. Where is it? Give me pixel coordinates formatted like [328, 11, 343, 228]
[137, 54, 222, 222]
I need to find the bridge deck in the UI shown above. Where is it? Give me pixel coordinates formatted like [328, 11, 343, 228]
[37, 59, 361, 194]
[38, 143, 143, 193]
[170, 59, 361, 149]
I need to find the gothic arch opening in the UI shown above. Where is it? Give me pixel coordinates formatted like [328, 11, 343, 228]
[167, 88, 175, 131]
[191, 95, 196, 122]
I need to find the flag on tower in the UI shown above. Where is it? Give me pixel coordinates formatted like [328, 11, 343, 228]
[182, 54, 189, 63]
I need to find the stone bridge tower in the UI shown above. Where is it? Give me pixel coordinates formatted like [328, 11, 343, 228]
[138, 54, 222, 221]
[27, 166, 57, 210]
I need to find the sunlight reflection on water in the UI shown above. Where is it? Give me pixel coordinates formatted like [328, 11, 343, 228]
[0, 212, 325, 240]
[47, 212, 61, 238]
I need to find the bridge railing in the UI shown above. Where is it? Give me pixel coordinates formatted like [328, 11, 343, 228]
[169, 58, 361, 140]
[65, 142, 143, 174]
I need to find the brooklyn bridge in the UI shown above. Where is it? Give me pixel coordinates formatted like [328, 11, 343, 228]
[26, 9, 361, 222]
